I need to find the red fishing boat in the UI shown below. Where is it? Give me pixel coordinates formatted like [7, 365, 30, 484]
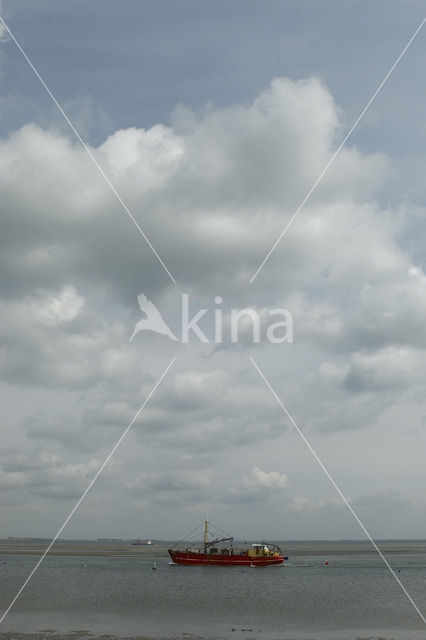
[168, 520, 286, 567]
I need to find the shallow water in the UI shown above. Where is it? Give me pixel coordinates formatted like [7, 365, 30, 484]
[1, 551, 426, 639]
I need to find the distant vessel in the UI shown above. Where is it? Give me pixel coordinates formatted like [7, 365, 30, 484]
[168, 520, 286, 567]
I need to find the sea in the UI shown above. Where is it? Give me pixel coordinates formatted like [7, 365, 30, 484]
[1, 541, 426, 640]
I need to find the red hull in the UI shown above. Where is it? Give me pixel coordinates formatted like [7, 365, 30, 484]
[168, 549, 284, 566]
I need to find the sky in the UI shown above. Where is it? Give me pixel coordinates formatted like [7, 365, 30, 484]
[0, 1, 426, 541]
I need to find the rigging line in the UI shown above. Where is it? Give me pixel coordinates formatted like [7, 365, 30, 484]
[209, 521, 234, 538]
[169, 522, 205, 550]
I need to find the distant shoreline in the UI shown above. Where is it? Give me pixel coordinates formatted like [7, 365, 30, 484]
[1, 540, 426, 557]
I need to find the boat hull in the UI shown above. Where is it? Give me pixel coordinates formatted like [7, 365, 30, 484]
[168, 549, 284, 566]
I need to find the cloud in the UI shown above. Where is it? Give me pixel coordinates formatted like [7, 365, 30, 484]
[231, 466, 289, 501]
[342, 347, 423, 393]
[246, 466, 289, 490]
[0, 78, 391, 303]
[0, 290, 134, 389]
[26, 365, 288, 455]
[0, 450, 101, 505]
[121, 467, 216, 508]
[30, 286, 85, 326]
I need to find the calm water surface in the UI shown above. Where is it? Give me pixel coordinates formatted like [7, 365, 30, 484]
[1, 553, 426, 639]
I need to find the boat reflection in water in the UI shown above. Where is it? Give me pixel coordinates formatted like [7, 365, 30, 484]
[168, 520, 287, 566]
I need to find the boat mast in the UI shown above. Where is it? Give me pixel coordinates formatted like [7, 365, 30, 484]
[203, 518, 208, 553]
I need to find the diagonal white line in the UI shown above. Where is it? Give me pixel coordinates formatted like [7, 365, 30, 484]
[249, 355, 426, 625]
[249, 16, 426, 284]
[0, 356, 176, 626]
[0, 16, 176, 285]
